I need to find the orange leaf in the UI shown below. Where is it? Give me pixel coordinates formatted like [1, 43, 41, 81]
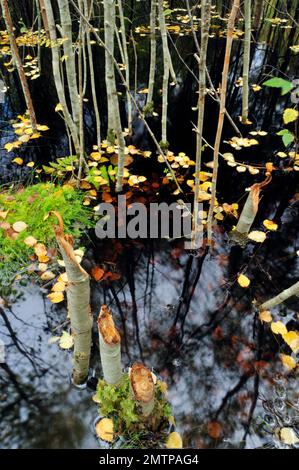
[91, 266, 105, 281]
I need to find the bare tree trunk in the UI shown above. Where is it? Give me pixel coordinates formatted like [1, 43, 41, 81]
[0, 0, 37, 131]
[98, 305, 122, 385]
[130, 363, 155, 417]
[192, 0, 211, 248]
[38, 0, 49, 37]
[242, 0, 251, 123]
[43, 0, 80, 154]
[77, 0, 85, 185]
[259, 281, 299, 311]
[53, 212, 92, 385]
[253, 0, 264, 31]
[207, 0, 240, 245]
[117, 0, 132, 135]
[147, 0, 157, 107]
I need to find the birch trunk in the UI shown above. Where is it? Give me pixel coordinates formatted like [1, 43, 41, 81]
[192, 0, 211, 248]
[103, 0, 125, 191]
[0, 0, 37, 131]
[53, 212, 92, 385]
[57, 0, 80, 129]
[43, 0, 80, 154]
[242, 0, 251, 123]
[147, 0, 157, 107]
[98, 305, 122, 385]
[207, 0, 240, 244]
[130, 363, 155, 417]
[77, 0, 85, 185]
[158, 0, 171, 146]
[259, 281, 299, 311]
[117, 0, 132, 135]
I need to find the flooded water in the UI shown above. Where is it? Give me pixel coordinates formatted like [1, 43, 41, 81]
[0, 25, 298, 449]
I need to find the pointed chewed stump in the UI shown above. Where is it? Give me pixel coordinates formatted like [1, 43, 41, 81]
[130, 363, 155, 417]
[98, 305, 122, 386]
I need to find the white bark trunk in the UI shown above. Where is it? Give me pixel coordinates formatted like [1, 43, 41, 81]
[260, 281, 299, 310]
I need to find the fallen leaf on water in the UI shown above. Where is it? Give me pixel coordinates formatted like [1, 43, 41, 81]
[91, 266, 105, 281]
[282, 331, 299, 353]
[47, 291, 64, 303]
[280, 354, 296, 370]
[59, 331, 74, 349]
[280, 427, 299, 445]
[207, 421, 222, 439]
[52, 281, 66, 292]
[248, 231, 267, 243]
[12, 157, 24, 165]
[40, 271, 56, 281]
[259, 310, 272, 323]
[271, 321, 288, 336]
[95, 418, 114, 443]
[238, 274, 251, 288]
[263, 219, 278, 231]
[166, 431, 183, 449]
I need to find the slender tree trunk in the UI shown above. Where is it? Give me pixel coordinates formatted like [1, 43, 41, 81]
[118, 0, 132, 135]
[98, 305, 122, 385]
[38, 0, 49, 37]
[192, 0, 211, 248]
[207, 0, 240, 244]
[77, 0, 85, 185]
[147, 0, 157, 107]
[158, 0, 171, 146]
[43, 0, 80, 154]
[83, 0, 101, 148]
[53, 212, 92, 385]
[259, 281, 299, 311]
[253, 0, 264, 31]
[0, 0, 37, 131]
[130, 363, 155, 417]
[103, 0, 125, 192]
[242, 0, 251, 123]
[57, 0, 80, 129]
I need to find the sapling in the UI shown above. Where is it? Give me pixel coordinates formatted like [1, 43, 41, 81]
[98, 305, 122, 386]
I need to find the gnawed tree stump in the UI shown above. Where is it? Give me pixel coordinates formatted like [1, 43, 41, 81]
[130, 363, 155, 417]
[98, 305, 122, 385]
[52, 211, 92, 385]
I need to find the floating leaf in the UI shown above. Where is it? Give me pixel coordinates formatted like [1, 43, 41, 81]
[271, 321, 288, 336]
[263, 77, 293, 96]
[12, 221, 27, 232]
[91, 266, 105, 281]
[263, 219, 278, 231]
[259, 310, 272, 323]
[248, 231, 267, 243]
[40, 270, 56, 281]
[283, 108, 298, 124]
[282, 331, 299, 353]
[280, 354, 296, 370]
[51, 281, 66, 292]
[166, 431, 183, 449]
[280, 427, 299, 445]
[47, 291, 64, 303]
[12, 157, 24, 165]
[59, 331, 74, 349]
[95, 418, 114, 443]
[238, 274, 251, 288]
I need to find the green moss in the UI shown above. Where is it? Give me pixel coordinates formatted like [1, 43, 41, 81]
[95, 374, 172, 447]
[0, 182, 93, 283]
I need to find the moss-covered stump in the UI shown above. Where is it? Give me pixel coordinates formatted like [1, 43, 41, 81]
[93, 371, 174, 448]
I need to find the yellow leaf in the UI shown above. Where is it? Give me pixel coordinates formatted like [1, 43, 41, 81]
[95, 418, 114, 443]
[282, 331, 299, 353]
[12, 157, 24, 165]
[23, 236, 37, 247]
[38, 263, 48, 272]
[27, 161, 35, 167]
[280, 354, 296, 370]
[36, 125, 49, 132]
[47, 291, 64, 304]
[263, 219, 278, 231]
[271, 321, 288, 336]
[259, 310, 272, 323]
[51, 281, 66, 292]
[0, 211, 8, 219]
[238, 274, 251, 288]
[248, 231, 267, 243]
[166, 432, 183, 449]
[57, 272, 68, 283]
[59, 331, 74, 349]
[40, 271, 56, 281]
[12, 221, 27, 232]
[283, 108, 299, 125]
[280, 427, 299, 445]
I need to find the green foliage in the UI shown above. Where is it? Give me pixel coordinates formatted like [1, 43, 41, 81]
[263, 77, 293, 96]
[0, 183, 93, 283]
[277, 129, 295, 147]
[95, 374, 172, 445]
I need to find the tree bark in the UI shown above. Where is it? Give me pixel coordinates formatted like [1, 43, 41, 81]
[259, 281, 299, 311]
[147, 0, 157, 107]
[0, 0, 37, 131]
[53, 212, 92, 385]
[192, 0, 211, 248]
[207, 0, 240, 244]
[98, 305, 122, 385]
[242, 0, 251, 123]
[117, 0, 132, 135]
